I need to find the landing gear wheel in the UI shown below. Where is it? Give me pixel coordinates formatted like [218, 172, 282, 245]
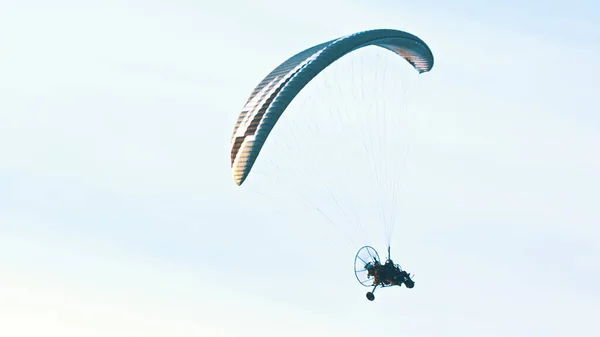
[354, 246, 381, 287]
[366, 292, 375, 301]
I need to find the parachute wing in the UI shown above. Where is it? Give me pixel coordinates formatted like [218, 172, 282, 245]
[230, 28, 434, 185]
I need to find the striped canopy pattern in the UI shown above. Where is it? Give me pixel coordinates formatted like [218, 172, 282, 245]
[230, 29, 434, 185]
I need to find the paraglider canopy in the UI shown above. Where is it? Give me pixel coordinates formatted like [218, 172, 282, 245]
[230, 28, 434, 186]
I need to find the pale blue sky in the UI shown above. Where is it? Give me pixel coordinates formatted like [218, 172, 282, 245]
[1, 0, 599, 336]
